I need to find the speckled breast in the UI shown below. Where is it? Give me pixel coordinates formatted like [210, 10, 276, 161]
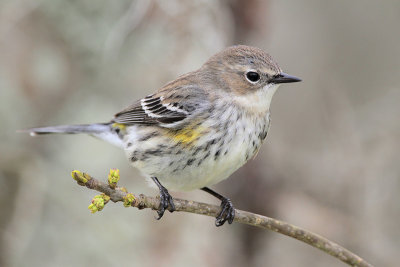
[123, 108, 270, 191]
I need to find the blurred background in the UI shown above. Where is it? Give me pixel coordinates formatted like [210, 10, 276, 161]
[1, 0, 399, 266]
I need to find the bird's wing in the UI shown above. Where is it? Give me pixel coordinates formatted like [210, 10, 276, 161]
[113, 81, 209, 128]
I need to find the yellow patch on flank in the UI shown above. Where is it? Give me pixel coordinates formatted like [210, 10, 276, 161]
[112, 123, 126, 131]
[168, 125, 205, 146]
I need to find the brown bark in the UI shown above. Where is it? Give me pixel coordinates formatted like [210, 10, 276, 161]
[72, 170, 373, 267]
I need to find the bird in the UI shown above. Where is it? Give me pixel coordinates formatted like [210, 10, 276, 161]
[25, 45, 301, 226]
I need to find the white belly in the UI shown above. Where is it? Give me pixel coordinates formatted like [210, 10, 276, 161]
[124, 110, 270, 191]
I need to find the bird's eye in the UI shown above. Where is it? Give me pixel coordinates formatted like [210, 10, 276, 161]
[245, 71, 260, 83]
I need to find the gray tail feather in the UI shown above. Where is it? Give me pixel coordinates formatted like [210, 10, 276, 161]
[22, 123, 111, 136]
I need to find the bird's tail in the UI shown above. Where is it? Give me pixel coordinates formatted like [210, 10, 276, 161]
[22, 123, 125, 148]
[25, 123, 110, 136]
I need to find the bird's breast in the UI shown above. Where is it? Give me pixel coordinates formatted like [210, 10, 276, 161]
[124, 107, 270, 191]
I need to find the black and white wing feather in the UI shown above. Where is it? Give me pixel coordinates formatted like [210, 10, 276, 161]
[113, 73, 209, 128]
[114, 94, 196, 128]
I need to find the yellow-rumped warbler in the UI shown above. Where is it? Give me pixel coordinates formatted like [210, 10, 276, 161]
[26, 45, 301, 226]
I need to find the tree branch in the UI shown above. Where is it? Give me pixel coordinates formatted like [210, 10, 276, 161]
[71, 170, 373, 267]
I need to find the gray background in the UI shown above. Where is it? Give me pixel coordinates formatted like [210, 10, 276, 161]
[1, 0, 399, 266]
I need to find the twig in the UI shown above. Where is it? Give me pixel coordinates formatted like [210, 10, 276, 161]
[71, 170, 373, 267]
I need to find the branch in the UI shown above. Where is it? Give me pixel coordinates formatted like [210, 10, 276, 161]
[71, 170, 373, 267]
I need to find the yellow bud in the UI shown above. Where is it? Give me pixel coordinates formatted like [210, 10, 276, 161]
[123, 193, 135, 207]
[108, 169, 120, 189]
[71, 170, 91, 184]
[88, 194, 109, 213]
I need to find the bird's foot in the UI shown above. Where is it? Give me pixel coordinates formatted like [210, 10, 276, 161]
[151, 177, 175, 220]
[156, 185, 175, 220]
[215, 197, 235, 227]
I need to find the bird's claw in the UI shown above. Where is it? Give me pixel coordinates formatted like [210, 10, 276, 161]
[156, 186, 175, 220]
[215, 198, 235, 226]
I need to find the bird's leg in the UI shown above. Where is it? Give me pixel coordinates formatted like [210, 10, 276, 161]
[151, 177, 175, 219]
[201, 187, 235, 226]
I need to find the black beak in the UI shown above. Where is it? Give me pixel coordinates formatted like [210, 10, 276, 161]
[270, 73, 302, 84]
